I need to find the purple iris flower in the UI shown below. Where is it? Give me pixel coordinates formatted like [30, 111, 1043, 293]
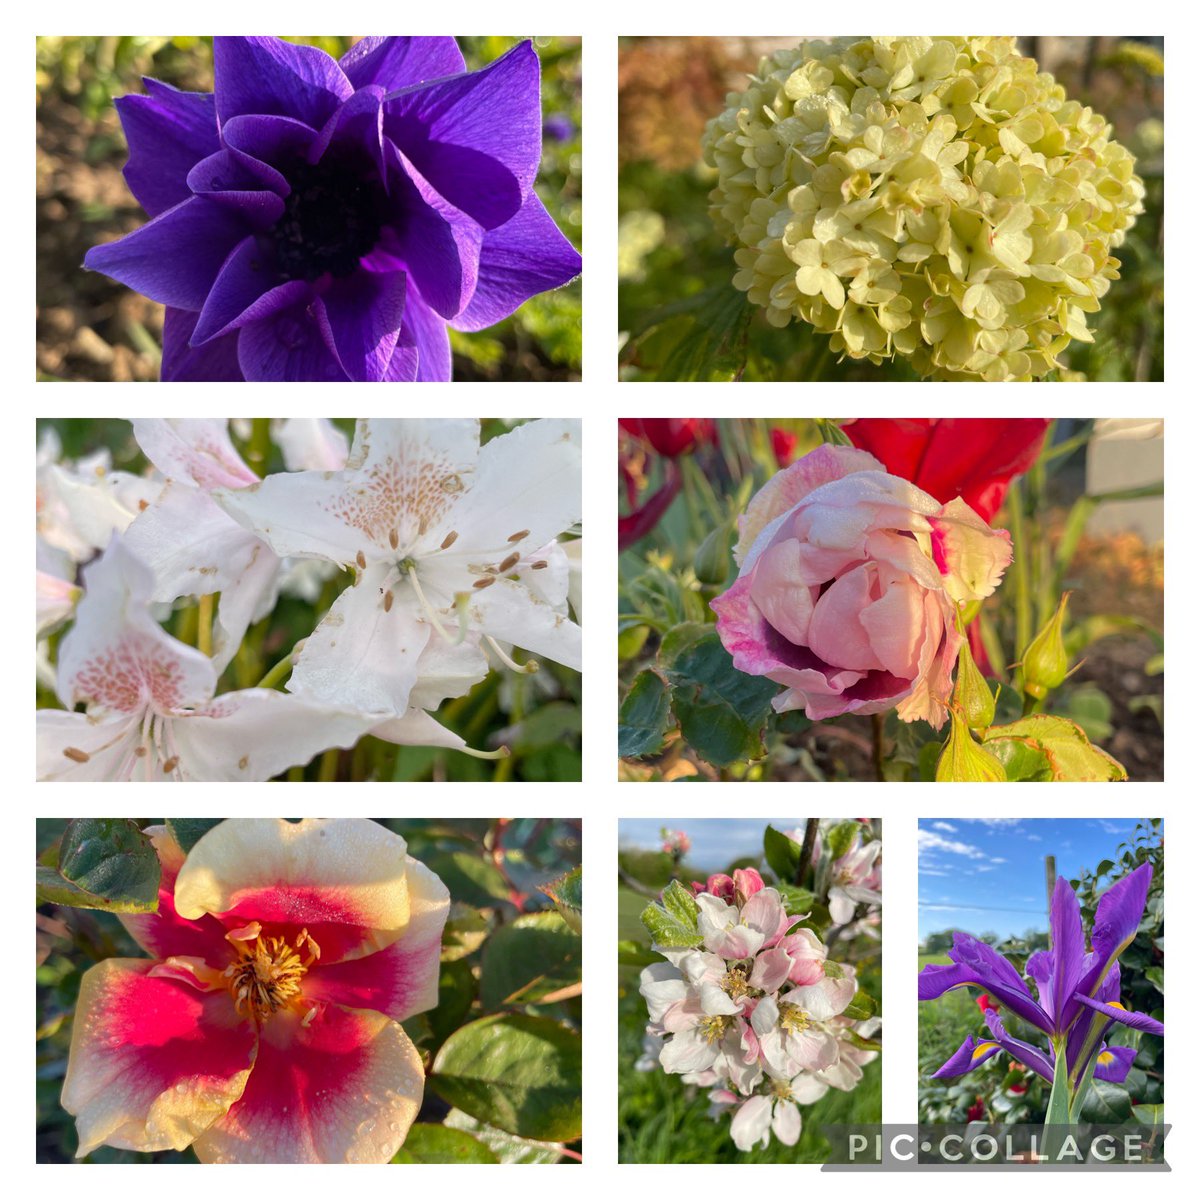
[84, 36, 582, 382]
[919, 864, 1161, 1106]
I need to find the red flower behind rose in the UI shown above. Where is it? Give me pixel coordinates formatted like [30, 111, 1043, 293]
[845, 419, 1050, 522]
[619, 418, 714, 458]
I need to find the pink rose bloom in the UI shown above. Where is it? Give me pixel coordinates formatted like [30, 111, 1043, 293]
[61, 819, 449, 1163]
[711, 444, 1011, 729]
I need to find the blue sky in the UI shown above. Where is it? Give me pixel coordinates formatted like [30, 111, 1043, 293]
[619, 818, 801, 871]
[918, 817, 1157, 942]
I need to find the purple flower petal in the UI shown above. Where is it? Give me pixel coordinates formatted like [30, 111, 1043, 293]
[185, 150, 287, 228]
[1047, 876, 1085, 1029]
[1072, 992, 1163, 1036]
[309, 86, 387, 181]
[191, 236, 311, 345]
[450, 191, 581, 332]
[83, 197, 249, 310]
[398, 286, 451, 382]
[212, 37, 353, 131]
[115, 80, 219, 216]
[313, 268, 407, 382]
[930, 1035, 1001, 1079]
[383, 40, 541, 230]
[238, 303, 347, 381]
[161, 308, 244, 381]
[380, 146, 481, 319]
[1093, 1044, 1136, 1083]
[221, 112, 320, 174]
[1076, 863, 1153, 1002]
[382, 340, 420, 382]
[982, 1009, 1054, 1083]
[339, 37, 465, 91]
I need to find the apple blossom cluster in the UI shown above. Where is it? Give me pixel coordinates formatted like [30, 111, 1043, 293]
[36, 418, 581, 781]
[702, 37, 1145, 380]
[639, 870, 878, 1153]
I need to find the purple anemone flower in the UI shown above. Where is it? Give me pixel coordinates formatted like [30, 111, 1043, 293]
[919, 864, 1161, 1106]
[84, 36, 582, 382]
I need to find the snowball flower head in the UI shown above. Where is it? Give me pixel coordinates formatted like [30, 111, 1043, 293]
[702, 37, 1145, 380]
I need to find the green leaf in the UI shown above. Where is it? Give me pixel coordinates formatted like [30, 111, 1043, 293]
[441, 904, 491, 962]
[825, 820, 862, 862]
[640, 879, 702, 948]
[166, 818, 224, 855]
[660, 627, 777, 767]
[514, 702, 582, 754]
[538, 865, 582, 934]
[618, 670, 671, 758]
[430, 1014, 582, 1141]
[36, 819, 160, 913]
[480, 912, 581, 1009]
[626, 285, 752, 381]
[763, 825, 803, 883]
[427, 851, 511, 907]
[1132, 1103, 1165, 1127]
[1078, 1080, 1134, 1124]
[443, 1109, 565, 1163]
[777, 884, 817, 916]
[842, 988, 877, 1021]
[981, 714, 1127, 781]
[428, 958, 478, 1046]
[391, 1123, 499, 1163]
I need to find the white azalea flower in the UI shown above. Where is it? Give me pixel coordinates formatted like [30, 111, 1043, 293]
[122, 419, 287, 674]
[214, 418, 582, 718]
[274, 417, 350, 472]
[36, 539, 383, 782]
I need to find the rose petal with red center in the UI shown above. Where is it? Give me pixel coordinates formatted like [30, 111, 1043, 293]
[305, 859, 449, 1022]
[173, 818, 415, 963]
[61, 959, 255, 1157]
[191, 1003, 423, 1163]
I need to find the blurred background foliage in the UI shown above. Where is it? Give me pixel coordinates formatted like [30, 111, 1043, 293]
[918, 820, 1163, 1126]
[35, 36, 581, 382]
[618, 36, 1163, 381]
[37, 817, 582, 1164]
[618, 418, 1162, 781]
[36, 418, 582, 782]
[617, 819, 881, 1162]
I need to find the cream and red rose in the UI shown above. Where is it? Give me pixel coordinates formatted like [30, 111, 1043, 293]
[711, 444, 1011, 728]
[61, 818, 448, 1163]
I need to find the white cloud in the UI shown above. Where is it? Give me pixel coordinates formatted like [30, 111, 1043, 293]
[917, 829, 987, 861]
[990, 857, 1007, 864]
[932, 821, 957, 832]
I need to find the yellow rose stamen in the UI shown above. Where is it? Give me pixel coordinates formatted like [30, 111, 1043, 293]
[223, 925, 320, 1022]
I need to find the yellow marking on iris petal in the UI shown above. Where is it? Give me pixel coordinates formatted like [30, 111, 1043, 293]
[1098, 1051, 1114, 1064]
[972, 1041, 1000, 1060]
[1107, 1001, 1126, 1010]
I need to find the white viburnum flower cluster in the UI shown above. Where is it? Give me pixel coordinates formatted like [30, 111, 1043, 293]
[702, 37, 1145, 380]
[35, 418, 582, 781]
[639, 871, 879, 1153]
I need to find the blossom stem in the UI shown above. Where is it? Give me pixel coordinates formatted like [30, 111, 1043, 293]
[318, 747, 339, 782]
[246, 418, 272, 479]
[197, 593, 214, 658]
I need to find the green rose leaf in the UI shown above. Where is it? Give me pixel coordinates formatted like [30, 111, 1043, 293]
[480, 912, 581, 1009]
[428, 958, 478, 1047]
[640, 879, 703, 949]
[441, 903, 491, 962]
[660, 626, 777, 767]
[538, 865, 582, 934]
[430, 1014, 582, 1142]
[443, 1109, 565, 1163]
[167, 818, 225, 855]
[618, 670, 671, 759]
[391, 1123, 499, 1163]
[427, 851, 511, 907]
[37, 819, 160, 913]
[763, 825, 803, 882]
[981, 714, 1127, 781]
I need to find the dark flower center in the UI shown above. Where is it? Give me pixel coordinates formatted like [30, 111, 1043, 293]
[273, 159, 386, 282]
